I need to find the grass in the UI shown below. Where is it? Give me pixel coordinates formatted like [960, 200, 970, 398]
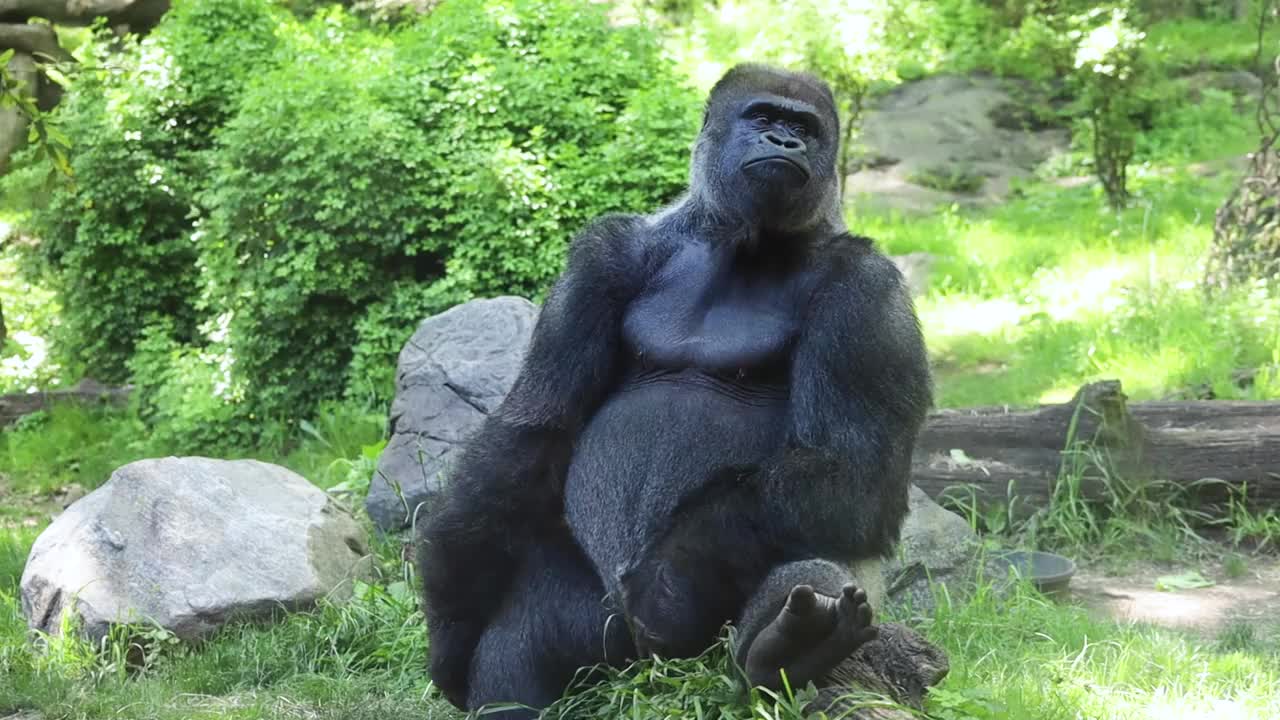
[4, 553, 1279, 720]
[861, 168, 1280, 408]
[1145, 15, 1280, 74]
[0, 401, 385, 499]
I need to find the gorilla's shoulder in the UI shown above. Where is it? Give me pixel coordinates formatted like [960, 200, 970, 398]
[814, 233, 909, 294]
[567, 212, 658, 277]
[813, 232, 888, 267]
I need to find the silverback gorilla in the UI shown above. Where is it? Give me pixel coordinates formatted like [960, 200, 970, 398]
[419, 64, 932, 717]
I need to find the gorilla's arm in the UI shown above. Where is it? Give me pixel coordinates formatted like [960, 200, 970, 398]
[419, 215, 647, 707]
[758, 252, 932, 560]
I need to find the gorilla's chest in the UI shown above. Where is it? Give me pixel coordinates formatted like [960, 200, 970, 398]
[622, 242, 807, 373]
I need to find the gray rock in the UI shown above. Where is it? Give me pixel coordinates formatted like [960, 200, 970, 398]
[882, 485, 982, 614]
[845, 74, 1069, 214]
[366, 296, 538, 531]
[888, 252, 935, 298]
[20, 457, 371, 642]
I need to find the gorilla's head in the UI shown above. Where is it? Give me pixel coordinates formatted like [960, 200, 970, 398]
[690, 64, 842, 236]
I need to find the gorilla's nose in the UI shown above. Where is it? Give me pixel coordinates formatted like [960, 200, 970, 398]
[763, 130, 805, 152]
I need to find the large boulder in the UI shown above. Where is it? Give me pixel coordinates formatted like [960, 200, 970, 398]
[366, 296, 538, 531]
[20, 457, 371, 641]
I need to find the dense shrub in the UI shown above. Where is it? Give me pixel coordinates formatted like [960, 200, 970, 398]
[6, 0, 285, 383]
[193, 0, 699, 424]
[18, 0, 698, 436]
[10, 44, 200, 383]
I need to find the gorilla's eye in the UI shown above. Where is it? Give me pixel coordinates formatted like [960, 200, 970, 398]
[748, 112, 772, 127]
[788, 122, 808, 138]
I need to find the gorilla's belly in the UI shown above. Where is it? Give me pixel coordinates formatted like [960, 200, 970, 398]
[563, 369, 787, 586]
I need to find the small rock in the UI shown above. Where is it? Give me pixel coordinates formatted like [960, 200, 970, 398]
[366, 297, 538, 531]
[54, 483, 86, 510]
[20, 457, 372, 642]
[889, 253, 935, 298]
[882, 485, 982, 613]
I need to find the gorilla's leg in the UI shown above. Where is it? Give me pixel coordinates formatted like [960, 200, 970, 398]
[465, 532, 635, 719]
[734, 560, 878, 692]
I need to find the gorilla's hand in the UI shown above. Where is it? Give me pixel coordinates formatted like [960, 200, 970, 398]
[616, 550, 725, 658]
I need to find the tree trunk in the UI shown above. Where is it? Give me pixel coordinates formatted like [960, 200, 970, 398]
[0, 0, 170, 31]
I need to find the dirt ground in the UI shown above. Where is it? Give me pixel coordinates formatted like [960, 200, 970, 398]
[1071, 553, 1280, 636]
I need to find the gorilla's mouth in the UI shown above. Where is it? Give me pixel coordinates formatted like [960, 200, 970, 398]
[742, 155, 810, 181]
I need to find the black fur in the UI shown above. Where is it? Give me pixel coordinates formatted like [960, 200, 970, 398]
[418, 63, 932, 716]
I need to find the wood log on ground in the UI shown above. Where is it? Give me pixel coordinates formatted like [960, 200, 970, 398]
[811, 622, 949, 720]
[911, 380, 1280, 512]
[0, 379, 131, 426]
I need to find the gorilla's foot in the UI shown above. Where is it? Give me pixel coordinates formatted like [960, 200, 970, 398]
[743, 583, 877, 691]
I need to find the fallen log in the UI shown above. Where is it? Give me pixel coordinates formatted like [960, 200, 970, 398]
[910, 380, 1280, 512]
[0, 379, 131, 427]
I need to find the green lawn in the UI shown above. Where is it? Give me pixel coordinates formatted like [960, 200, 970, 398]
[865, 169, 1280, 408]
[4, 520, 1279, 720]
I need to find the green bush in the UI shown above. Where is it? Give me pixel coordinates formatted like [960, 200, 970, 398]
[176, 0, 698, 429]
[6, 0, 285, 383]
[12, 0, 702, 439]
[12, 49, 200, 383]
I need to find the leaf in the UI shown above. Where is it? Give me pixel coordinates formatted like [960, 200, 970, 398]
[949, 448, 974, 465]
[46, 125, 73, 148]
[1155, 571, 1215, 592]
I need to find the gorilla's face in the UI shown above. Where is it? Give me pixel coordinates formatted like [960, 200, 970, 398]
[692, 65, 840, 234]
[735, 97, 821, 189]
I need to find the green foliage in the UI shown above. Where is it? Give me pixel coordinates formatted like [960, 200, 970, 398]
[12, 54, 199, 382]
[16, 0, 696, 438]
[127, 320, 258, 451]
[160, 0, 285, 135]
[0, 47, 74, 180]
[195, 0, 696, 425]
[6, 0, 284, 384]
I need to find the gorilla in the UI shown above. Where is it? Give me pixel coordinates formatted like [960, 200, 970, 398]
[419, 64, 932, 717]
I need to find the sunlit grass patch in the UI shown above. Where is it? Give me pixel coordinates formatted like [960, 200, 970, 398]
[863, 169, 1280, 407]
[1146, 17, 1280, 73]
[923, 579, 1280, 720]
